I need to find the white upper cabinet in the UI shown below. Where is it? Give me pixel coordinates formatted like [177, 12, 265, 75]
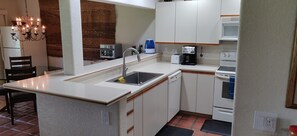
[197, 0, 221, 44]
[175, 1, 198, 43]
[155, 2, 175, 43]
[221, 0, 241, 15]
[156, 0, 226, 44]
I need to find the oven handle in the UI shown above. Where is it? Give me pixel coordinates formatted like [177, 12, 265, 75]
[215, 74, 230, 80]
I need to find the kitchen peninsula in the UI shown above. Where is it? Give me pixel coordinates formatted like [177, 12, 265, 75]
[3, 53, 217, 136]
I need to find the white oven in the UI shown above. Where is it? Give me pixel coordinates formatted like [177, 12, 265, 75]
[213, 52, 237, 123]
[214, 72, 235, 109]
[213, 71, 235, 123]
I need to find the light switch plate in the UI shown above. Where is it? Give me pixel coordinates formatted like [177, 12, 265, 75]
[253, 111, 277, 132]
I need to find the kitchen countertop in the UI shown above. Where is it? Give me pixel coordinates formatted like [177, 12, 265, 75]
[3, 54, 218, 105]
[97, 62, 218, 96]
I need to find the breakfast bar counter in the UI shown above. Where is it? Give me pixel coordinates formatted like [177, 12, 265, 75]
[3, 54, 217, 105]
[3, 53, 218, 136]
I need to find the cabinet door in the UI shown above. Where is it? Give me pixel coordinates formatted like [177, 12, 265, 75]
[143, 80, 168, 136]
[181, 73, 197, 112]
[196, 74, 214, 115]
[155, 2, 175, 43]
[175, 1, 198, 43]
[133, 95, 143, 136]
[221, 0, 241, 15]
[197, 0, 221, 44]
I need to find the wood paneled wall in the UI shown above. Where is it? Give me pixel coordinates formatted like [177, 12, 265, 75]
[39, 0, 116, 60]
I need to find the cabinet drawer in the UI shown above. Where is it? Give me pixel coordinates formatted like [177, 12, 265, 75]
[127, 128, 134, 136]
[127, 112, 134, 129]
[212, 107, 233, 123]
[127, 100, 134, 113]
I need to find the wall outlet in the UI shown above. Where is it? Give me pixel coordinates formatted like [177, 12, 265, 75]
[253, 111, 277, 132]
[101, 111, 110, 125]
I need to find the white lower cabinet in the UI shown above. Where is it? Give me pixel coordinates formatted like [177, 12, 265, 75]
[181, 73, 197, 112]
[181, 72, 215, 115]
[143, 80, 168, 136]
[126, 80, 168, 136]
[196, 74, 215, 115]
[126, 71, 214, 136]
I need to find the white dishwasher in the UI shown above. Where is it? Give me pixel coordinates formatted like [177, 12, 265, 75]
[167, 70, 182, 122]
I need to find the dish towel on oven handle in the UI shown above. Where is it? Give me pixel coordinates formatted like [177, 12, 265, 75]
[229, 76, 235, 100]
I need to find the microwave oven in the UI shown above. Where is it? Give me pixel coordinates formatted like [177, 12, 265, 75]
[220, 16, 240, 41]
[100, 44, 122, 59]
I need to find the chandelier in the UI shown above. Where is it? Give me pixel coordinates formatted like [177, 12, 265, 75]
[11, 0, 46, 42]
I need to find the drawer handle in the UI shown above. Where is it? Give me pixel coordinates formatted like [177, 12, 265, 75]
[127, 126, 134, 134]
[127, 109, 134, 116]
[218, 109, 233, 114]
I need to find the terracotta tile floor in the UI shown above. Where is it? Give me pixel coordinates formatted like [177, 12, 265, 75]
[167, 113, 221, 136]
[0, 101, 39, 136]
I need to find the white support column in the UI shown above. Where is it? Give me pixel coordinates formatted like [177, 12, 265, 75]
[59, 0, 84, 75]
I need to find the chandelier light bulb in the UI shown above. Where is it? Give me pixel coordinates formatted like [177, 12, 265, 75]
[37, 18, 40, 26]
[34, 27, 38, 34]
[30, 17, 33, 26]
[21, 27, 25, 34]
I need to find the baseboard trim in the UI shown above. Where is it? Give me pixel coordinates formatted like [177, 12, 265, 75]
[179, 110, 212, 119]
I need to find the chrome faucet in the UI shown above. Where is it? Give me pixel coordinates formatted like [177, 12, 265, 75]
[122, 48, 141, 78]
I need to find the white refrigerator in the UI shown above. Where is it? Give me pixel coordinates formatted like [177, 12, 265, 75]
[0, 26, 48, 78]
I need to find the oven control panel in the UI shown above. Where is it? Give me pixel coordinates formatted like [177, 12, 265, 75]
[220, 52, 237, 61]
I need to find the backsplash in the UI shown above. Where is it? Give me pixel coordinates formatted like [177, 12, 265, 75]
[157, 41, 237, 66]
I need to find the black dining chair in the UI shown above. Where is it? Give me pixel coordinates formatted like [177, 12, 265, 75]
[9, 56, 32, 69]
[0, 87, 9, 113]
[5, 66, 37, 125]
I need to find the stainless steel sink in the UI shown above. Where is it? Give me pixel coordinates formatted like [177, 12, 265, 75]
[108, 71, 163, 86]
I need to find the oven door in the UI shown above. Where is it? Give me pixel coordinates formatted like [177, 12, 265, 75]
[213, 73, 235, 109]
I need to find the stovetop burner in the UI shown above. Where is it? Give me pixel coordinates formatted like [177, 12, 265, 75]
[217, 66, 236, 72]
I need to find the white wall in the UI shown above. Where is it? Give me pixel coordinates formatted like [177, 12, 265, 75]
[0, 0, 20, 25]
[115, 5, 155, 52]
[233, 0, 297, 136]
[0, 0, 40, 25]
[16, 0, 41, 17]
[48, 5, 155, 67]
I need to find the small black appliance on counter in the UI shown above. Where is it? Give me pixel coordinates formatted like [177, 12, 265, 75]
[100, 44, 122, 59]
[181, 46, 197, 65]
